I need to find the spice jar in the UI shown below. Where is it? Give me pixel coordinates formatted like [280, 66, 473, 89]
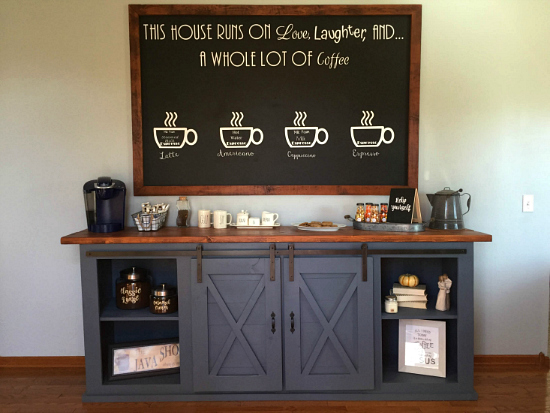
[365, 203, 372, 222]
[355, 203, 365, 222]
[380, 203, 388, 223]
[116, 267, 151, 310]
[150, 283, 178, 314]
[371, 204, 380, 223]
[385, 295, 398, 313]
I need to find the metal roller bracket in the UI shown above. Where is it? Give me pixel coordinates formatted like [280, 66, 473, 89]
[269, 244, 276, 281]
[362, 244, 368, 282]
[196, 245, 203, 283]
[288, 244, 295, 282]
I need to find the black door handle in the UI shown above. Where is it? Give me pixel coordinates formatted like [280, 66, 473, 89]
[271, 312, 276, 334]
[290, 311, 295, 334]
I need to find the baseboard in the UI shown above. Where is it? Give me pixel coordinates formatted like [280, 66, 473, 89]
[0, 356, 85, 368]
[474, 353, 549, 368]
[1, 354, 549, 369]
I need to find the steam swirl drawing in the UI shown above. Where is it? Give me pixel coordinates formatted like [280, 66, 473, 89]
[285, 111, 329, 148]
[154, 111, 198, 149]
[220, 112, 264, 148]
[350, 111, 394, 148]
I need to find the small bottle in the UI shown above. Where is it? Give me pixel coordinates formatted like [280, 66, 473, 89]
[381, 203, 388, 223]
[371, 204, 379, 223]
[355, 203, 365, 222]
[385, 295, 398, 313]
[176, 197, 190, 227]
[365, 203, 372, 223]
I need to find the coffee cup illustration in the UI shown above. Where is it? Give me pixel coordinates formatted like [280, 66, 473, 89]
[350, 110, 394, 148]
[285, 111, 329, 148]
[285, 127, 328, 148]
[154, 112, 198, 149]
[220, 112, 263, 148]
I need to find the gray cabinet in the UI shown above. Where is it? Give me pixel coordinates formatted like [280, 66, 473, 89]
[191, 257, 282, 392]
[75, 241, 478, 402]
[283, 257, 374, 391]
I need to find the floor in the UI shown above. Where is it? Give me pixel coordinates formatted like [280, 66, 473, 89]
[0, 364, 549, 413]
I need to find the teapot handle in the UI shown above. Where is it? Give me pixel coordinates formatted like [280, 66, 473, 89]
[462, 193, 471, 215]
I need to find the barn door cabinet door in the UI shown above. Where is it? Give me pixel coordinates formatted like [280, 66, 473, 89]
[191, 257, 282, 393]
[283, 256, 375, 391]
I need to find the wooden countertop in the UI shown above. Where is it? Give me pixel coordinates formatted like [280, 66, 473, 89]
[61, 226, 492, 245]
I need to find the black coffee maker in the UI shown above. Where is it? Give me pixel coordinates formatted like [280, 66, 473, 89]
[83, 177, 126, 233]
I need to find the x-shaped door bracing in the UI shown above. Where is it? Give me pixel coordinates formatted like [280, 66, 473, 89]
[298, 273, 358, 376]
[207, 275, 267, 376]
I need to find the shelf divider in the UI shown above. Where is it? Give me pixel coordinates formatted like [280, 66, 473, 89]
[100, 298, 179, 321]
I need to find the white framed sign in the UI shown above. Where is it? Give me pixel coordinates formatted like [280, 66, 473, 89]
[398, 319, 446, 378]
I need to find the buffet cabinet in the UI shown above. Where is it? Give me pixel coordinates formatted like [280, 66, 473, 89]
[62, 227, 491, 402]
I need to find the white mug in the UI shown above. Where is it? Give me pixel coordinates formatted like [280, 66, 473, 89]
[261, 211, 279, 226]
[248, 217, 260, 226]
[197, 210, 212, 228]
[213, 210, 232, 229]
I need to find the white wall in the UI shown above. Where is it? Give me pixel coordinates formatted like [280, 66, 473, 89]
[1, 0, 548, 356]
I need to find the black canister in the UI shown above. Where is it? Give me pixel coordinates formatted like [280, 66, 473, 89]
[116, 267, 151, 310]
[150, 284, 178, 314]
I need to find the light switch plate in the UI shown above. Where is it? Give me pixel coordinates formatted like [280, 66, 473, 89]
[522, 195, 534, 212]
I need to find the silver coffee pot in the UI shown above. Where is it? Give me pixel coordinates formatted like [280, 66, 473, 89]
[426, 187, 471, 230]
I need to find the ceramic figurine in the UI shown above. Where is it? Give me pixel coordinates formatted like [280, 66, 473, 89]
[436, 274, 452, 311]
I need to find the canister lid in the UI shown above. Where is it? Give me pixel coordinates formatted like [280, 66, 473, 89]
[120, 266, 147, 281]
[152, 283, 177, 297]
[385, 295, 397, 302]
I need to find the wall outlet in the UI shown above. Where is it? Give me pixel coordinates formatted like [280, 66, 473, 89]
[522, 195, 534, 212]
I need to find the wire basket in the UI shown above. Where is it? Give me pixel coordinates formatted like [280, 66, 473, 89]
[132, 210, 168, 231]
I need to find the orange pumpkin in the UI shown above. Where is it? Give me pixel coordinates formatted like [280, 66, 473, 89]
[399, 274, 419, 287]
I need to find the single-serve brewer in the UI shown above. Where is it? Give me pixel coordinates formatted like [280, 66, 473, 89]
[83, 177, 126, 233]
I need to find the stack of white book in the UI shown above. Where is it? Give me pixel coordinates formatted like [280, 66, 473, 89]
[392, 283, 427, 309]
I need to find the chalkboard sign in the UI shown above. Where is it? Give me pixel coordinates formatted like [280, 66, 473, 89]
[387, 188, 422, 223]
[129, 5, 421, 195]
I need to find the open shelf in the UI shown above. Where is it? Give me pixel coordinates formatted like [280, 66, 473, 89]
[381, 257, 458, 316]
[100, 320, 180, 386]
[100, 298, 178, 321]
[97, 258, 178, 318]
[381, 319, 457, 385]
[382, 307, 457, 320]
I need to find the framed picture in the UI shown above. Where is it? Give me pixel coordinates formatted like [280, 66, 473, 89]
[398, 319, 446, 378]
[107, 338, 180, 381]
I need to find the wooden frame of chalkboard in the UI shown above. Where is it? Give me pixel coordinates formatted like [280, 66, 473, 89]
[130, 5, 421, 195]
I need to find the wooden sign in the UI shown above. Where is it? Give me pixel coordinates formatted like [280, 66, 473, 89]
[387, 188, 422, 223]
[109, 338, 180, 380]
[129, 5, 422, 195]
